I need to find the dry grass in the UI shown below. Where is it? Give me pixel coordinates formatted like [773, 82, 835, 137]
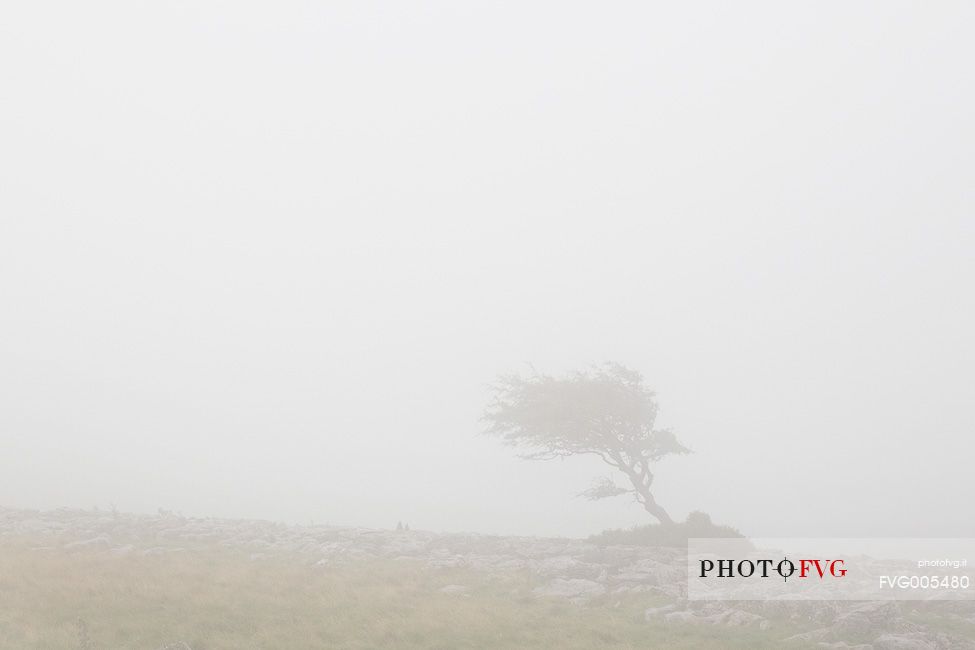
[0, 540, 816, 650]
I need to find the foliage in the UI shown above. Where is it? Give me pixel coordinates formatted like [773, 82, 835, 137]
[484, 363, 689, 523]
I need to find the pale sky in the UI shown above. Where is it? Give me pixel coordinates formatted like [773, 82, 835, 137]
[2, 1, 973, 537]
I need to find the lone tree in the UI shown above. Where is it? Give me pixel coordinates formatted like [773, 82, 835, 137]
[483, 363, 689, 525]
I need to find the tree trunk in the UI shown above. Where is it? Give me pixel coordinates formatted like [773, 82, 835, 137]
[641, 497, 674, 525]
[618, 458, 675, 525]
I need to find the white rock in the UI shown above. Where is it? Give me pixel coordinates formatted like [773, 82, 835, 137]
[533, 578, 606, 603]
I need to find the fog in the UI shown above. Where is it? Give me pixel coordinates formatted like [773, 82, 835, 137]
[2, 1, 973, 539]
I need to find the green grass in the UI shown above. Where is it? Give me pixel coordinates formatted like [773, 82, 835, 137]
[0, 540, 817, 649]
[907, 606, 975, 641]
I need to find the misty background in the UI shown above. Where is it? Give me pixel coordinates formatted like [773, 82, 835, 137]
[2, 1, 972, 539]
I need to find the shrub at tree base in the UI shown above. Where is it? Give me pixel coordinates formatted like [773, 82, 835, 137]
[589, 511, 745, 547]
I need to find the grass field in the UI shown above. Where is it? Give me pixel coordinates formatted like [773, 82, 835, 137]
[0, 540, 820, 650]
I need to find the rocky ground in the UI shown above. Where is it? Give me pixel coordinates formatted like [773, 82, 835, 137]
[1, 506, 973, 649]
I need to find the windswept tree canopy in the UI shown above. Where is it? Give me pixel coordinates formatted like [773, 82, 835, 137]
[483, 363, 689, 524]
